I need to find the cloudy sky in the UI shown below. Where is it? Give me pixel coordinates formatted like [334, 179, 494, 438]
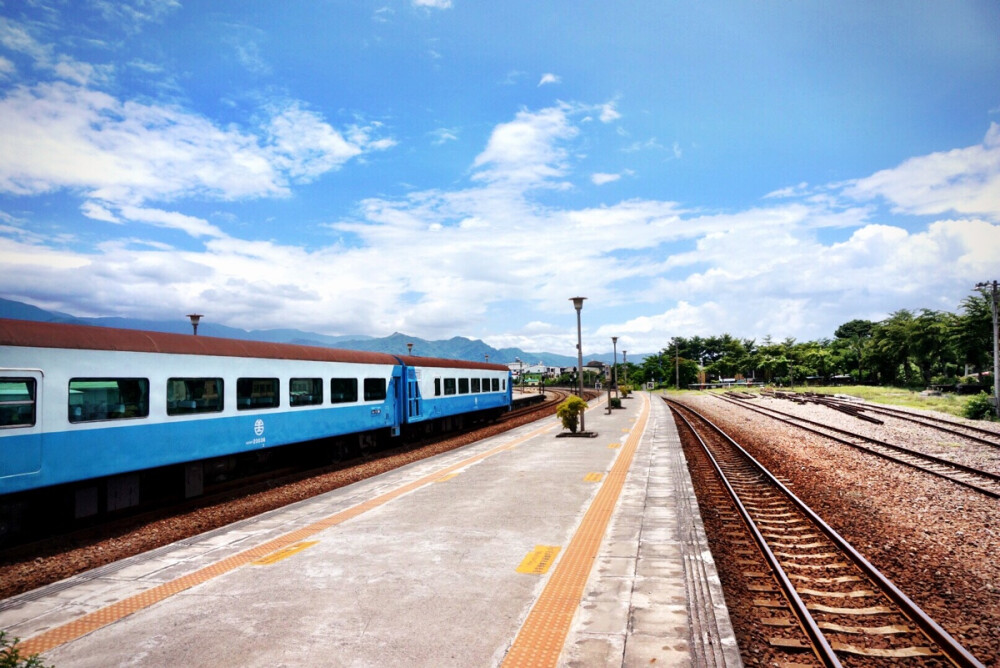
[1, 1, 999, 356]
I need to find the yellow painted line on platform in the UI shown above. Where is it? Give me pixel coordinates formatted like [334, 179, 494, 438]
[502, 392, 650, 668]
[18, 418, 560, 657]
[607, 442, 620, 449]
[252, 541, 318, 566]
[583, 472, 604, 483]
[436, 472, 459, 482]
[516, 545, 562, 575]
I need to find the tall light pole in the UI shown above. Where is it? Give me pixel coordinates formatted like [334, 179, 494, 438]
[675, 338, 680, 390]
[622, 350, 627, 387]
[571, 297, 587, 433]
[611, 336, 618, 399]
[516, 357, 524, 394]
[186, 313, 203, 336]
[976, 280, 1000, 418]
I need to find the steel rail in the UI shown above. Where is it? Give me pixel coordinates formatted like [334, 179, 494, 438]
[714, 394, 1000, 498]
[667, 397, 985, 667]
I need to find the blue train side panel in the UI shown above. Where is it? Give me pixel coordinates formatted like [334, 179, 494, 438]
[0, 402, 398, 495]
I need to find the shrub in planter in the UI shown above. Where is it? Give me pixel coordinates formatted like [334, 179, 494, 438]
[556, 395, 588, 433]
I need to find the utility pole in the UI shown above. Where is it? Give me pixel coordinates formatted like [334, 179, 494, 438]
[976, 280, 1000, 418]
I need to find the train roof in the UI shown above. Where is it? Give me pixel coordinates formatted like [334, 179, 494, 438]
[395, 354, 509, 372]
[0, 318, 399, 365]
[0, 319, 511, 372]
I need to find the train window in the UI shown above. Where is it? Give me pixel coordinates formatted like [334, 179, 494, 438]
[237, 378, 279, 410]
[492, 378, 500, 392]
[290, 378, 323, 407]
[167, 378, 224, 415]
[434, 378, 441, 397]
[481, 378, 490, 392]
[330, 378, 358, 404]
[363, 378, 386, 401]
[471, 378, 481, 393]
[444, 378, 456, 395]
[458, 378, 469, 394]
[69, 378, 149, 422]
[0, 378, 35, 428]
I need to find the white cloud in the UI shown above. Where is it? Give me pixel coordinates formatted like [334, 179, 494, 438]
[413, 0, 452, 8]
[471, 104, 578, 188]
[538, 73, 560, 86]
[599, 101, 620, 123]
[591, 172, 621, 185]
[0, 82, 392, 206]
[844, 123, 1000, 221]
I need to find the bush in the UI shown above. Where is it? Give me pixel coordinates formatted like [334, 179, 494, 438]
[619, 385, 632, 397]
[1, 631, 52, 668]
[556, 395, 588, 433]
[962, 393, 996, 421]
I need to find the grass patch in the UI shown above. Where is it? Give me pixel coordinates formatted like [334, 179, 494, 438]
[783, 385, 970, 417]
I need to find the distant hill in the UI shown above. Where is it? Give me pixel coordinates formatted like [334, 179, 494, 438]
[0, 297, 637, 366]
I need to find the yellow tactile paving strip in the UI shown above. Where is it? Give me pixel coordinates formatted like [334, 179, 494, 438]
[502, 392, 650, 668]
[18, 417, 563, 656]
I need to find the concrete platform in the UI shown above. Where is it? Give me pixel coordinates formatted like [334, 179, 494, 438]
[0, 392, 741, 667]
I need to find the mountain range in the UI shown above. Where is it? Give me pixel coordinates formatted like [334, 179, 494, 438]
[0, 298, 647, 367]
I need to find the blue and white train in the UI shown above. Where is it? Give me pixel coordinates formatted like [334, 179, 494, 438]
[0, 318, 511, 528]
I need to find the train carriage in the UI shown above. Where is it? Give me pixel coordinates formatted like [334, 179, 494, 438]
[0, 319, 512, 532]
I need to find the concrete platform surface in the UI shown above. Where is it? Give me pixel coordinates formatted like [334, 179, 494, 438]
[0, 392, 741, 667]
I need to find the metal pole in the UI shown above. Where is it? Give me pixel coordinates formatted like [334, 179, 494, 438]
[612, 336, 618, 400]
[571, 297, 586, 433]
[675, 339, 680, 390]
[993, 281, 999, 418]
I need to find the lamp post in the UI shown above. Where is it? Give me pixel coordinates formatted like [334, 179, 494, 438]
[570, 297, 587, 433]
[516, 357, 524, 394]
[611, 336, 618, 399]
[407, 342, 413, 355]
[485, 354, 489, 363]
[976, 280, 1000, 418]
[622, 350, 627, 388]
[186, 313, 203, 336]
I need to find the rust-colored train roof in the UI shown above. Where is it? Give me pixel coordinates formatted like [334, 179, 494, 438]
[0, 318, 399, 365]
[395, 354, 509, 372]
[0, 319, 512, 372]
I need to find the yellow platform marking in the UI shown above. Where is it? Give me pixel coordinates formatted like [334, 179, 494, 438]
[252, 541, 318, 565]
[607, 442, 620, 449]
[516, 545, 562, 575]
[18, 419, 560, 657]
[436, 472, 459, 482]
[583, 472, 604, 483]
[502, 392, 650, 668]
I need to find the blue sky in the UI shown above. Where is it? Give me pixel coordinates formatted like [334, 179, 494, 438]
[1, 1, 999, 356]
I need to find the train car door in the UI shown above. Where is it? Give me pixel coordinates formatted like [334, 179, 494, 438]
[0, 370, 43, 479]
[406, 367, 422, 420]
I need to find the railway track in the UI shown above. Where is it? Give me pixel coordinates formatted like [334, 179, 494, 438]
[804, 394, 1000, 449]
[666, 397, 985, 667]
[715, 394, 1000, 499]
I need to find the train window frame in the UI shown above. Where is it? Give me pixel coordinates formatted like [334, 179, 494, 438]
[69, 378, 149, 423]
[0, 378, 36, 429]
[330, 378, 358, 404]
[363, 377, 387, 402]
[458, 378, 469, 394]
[237, 378, 279, 410]
[481, 377, 490, 392]
[492, 378, 500, 392]
[167, 378, 224, 415]
[434, 378, 441, 397]
[289, 378, 323, 407]
[471, 378, 481, 393]
[443, 378, 456, 396]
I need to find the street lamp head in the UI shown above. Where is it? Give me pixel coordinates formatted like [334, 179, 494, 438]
[570, 296, 586, 311]
[186, 313, 203, 335]
[611, 336, 617, 344]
